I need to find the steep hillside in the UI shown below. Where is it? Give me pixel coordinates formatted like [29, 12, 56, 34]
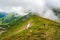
[0, 15, 60, 40]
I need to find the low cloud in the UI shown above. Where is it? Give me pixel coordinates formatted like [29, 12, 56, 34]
[0, 0, 60, 22]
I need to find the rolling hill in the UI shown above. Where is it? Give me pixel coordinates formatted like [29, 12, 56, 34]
[0, 15, 60, 40]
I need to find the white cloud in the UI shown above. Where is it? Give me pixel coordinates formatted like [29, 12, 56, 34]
[0, 7, 28, 16]
[45, 0, 60, 9]
[0, 0, 60, 22]
[0, 0, 47, 16]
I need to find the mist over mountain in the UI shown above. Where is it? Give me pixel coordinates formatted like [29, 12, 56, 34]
[0, 0, 60, 22]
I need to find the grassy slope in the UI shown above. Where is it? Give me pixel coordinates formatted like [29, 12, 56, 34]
[0, 15, 32, 40]
[0, 15, 60, 40]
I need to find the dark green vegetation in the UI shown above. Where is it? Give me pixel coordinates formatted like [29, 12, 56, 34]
[0, 13, 22, 26]
[0, 15, 60, 40]
[0, 13, 23, 34]
[53, 9, 60, 18]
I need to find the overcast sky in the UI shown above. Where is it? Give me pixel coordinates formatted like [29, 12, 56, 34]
[0, 0, 60, 22]
[0, 0, 46, 15]
[0, 0, 60, 12]
[0, 0, 60, 8]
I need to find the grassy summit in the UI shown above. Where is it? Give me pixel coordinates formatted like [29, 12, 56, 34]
[0, 15, 60, 40]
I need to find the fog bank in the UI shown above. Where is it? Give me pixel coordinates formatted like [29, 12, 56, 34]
[0, 0, 60, 22]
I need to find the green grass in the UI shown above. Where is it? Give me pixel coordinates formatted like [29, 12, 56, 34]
[0, 16, 31, 40]
[0, 15, 60, 40]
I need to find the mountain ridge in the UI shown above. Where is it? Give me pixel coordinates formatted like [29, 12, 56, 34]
[0, 15, 60, 40]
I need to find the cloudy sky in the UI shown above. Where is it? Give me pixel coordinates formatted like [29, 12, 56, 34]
[0, 0, 60, 12]
[0, 0, 60, 22]
[0, 0, 59, 10]
[0, 0, 60, 8]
